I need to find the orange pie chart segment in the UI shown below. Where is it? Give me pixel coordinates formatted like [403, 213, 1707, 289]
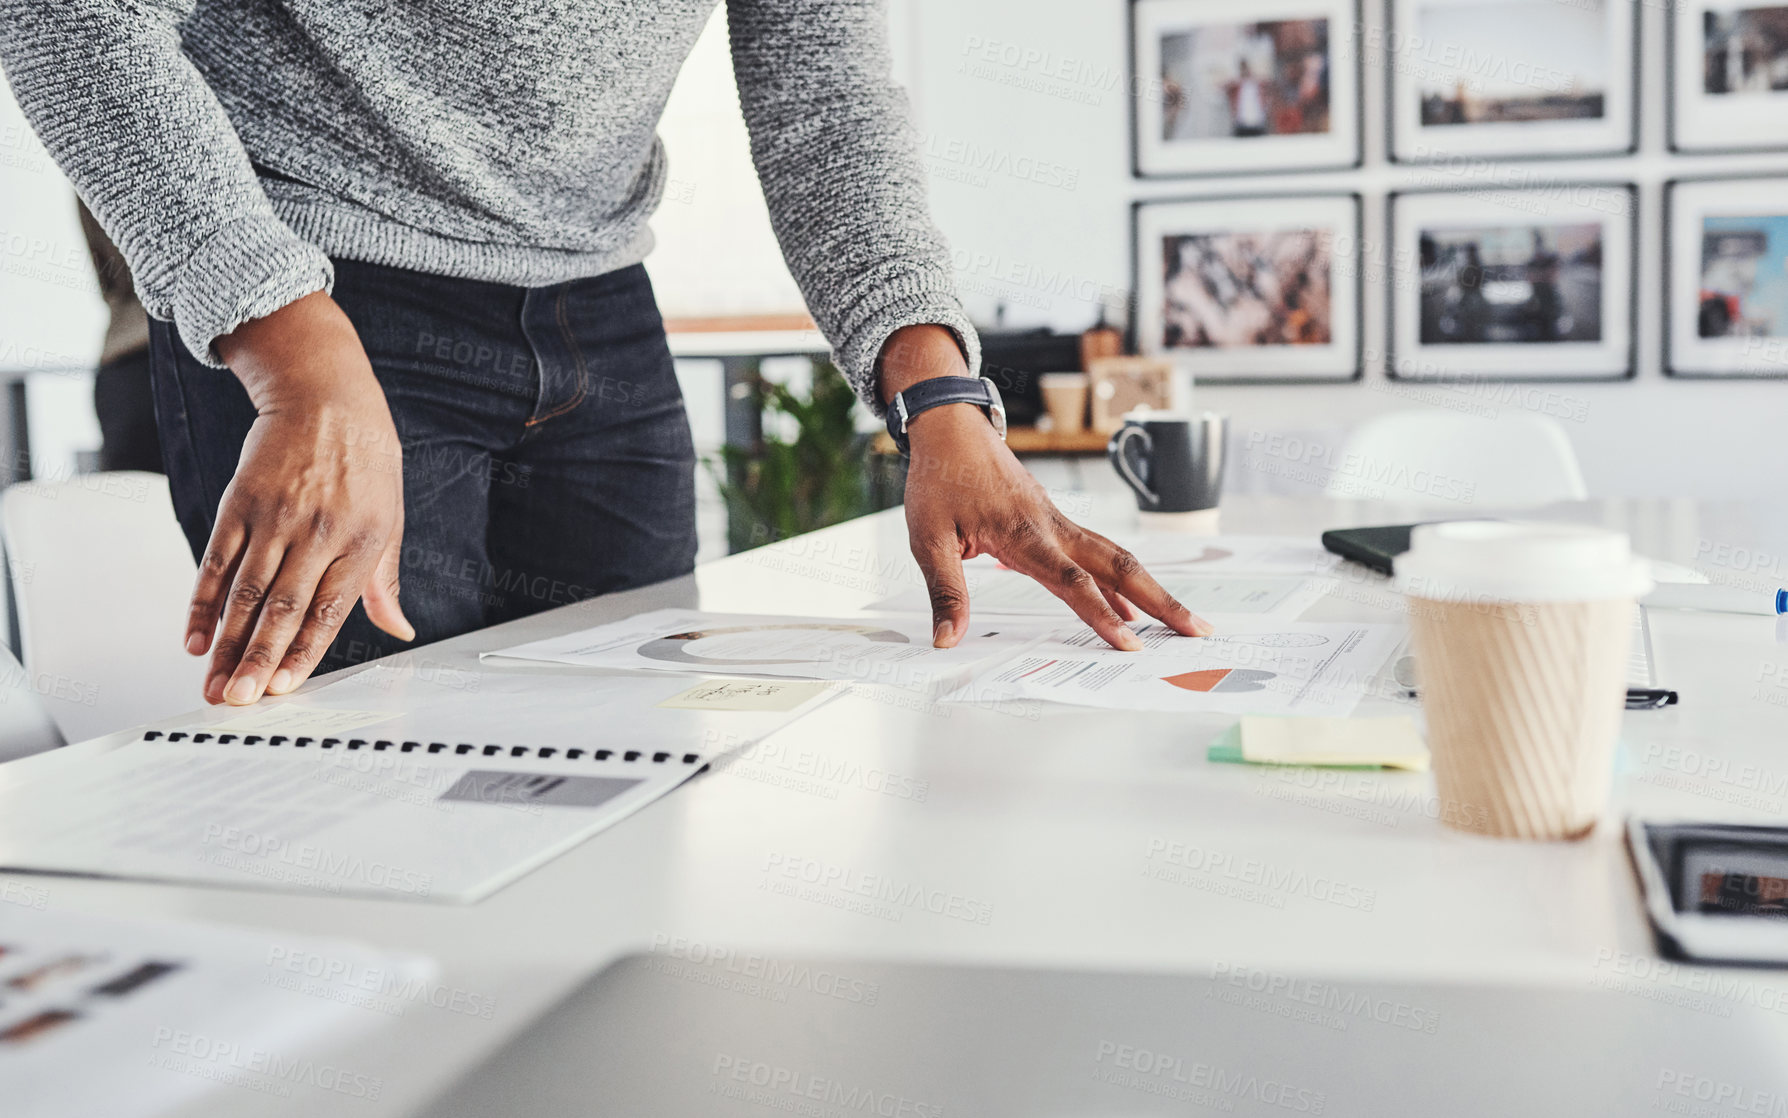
[1161, 668, 1277, 694]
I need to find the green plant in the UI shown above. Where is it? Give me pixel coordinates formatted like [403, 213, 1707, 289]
[706, 361, 900, 553]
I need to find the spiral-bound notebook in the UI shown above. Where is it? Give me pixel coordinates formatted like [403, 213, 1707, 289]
[0, 658, 840, 903]
[0, 728, 712, 903]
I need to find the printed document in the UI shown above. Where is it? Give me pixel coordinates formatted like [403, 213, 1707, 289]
[945, 619, 1403, 717]
[1121, 534, 1340, 574]
[867, 536, 1336, 620]
[1, 905, 428, 1117]
[486, 609, 1049, 687]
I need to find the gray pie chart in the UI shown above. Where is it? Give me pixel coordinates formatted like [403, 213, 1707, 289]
[637, 624, 910, 666]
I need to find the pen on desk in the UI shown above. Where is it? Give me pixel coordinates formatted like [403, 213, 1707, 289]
[1403, 686, 1679, 710]
[1643, 583, 1788, 616]
[1624, 689, 1679, 711]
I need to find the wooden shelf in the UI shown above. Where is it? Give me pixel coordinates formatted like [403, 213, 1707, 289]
[1004, 426, 1113, 455]
[871, 426, 1113, 457]
[663, 313, 817, 333]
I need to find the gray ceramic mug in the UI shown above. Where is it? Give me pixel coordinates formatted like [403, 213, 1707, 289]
[1107, 412, 1227, 513]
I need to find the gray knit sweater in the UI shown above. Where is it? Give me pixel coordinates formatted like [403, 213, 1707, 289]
[0, 0, 979, 404]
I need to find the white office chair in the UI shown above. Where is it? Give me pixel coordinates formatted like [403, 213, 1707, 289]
[1325, 411, 1589, 508]
[2, 471, 207, 742]
[0, 643, 65, 762]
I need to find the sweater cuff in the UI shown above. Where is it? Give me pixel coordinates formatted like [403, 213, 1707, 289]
[170, 214, 334, 368]
[837, 293, 982, 419]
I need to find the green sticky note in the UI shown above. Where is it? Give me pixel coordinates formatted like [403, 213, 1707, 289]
[1205, 720, 1403, 771]
[1206, 722, 1247, 765]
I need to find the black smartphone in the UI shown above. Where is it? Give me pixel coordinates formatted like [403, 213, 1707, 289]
[1628, 820, 1788, 966]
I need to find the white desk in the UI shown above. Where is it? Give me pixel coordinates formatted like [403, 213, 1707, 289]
[5, 496, 1785, 1115]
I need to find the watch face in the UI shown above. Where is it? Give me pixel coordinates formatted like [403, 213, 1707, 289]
[885, 393, 913, 441]
[887, 378, 1007, 452]
[983, 379, 1009, 440]
[970, 376, 1007, 440]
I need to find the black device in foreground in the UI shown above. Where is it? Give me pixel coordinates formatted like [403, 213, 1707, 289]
[1628, 820, 1788, 966]
[1320, 523, 1420, 576]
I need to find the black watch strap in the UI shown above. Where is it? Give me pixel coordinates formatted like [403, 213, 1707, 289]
[885, 376, 1007, 457]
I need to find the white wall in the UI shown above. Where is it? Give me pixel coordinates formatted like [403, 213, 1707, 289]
[0, 87, 103, 373]
[7, 2, 1785, 505]
[901, 0, 1788, 503]
[649, 7, 807, 321]
[0, 78, 106, 477]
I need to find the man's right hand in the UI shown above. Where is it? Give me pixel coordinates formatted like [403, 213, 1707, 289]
[193, 291, 413, 705]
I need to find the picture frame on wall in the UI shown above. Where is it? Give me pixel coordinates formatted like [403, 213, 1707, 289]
[1667, 177, 1788, 377]
[1671, 3, 1788, 153]
[1132, 194, 1363, 383]
[1388, 0, 1637, 162]
[1131, 0, 1362, 178]
[1387, 186, 1636, 382]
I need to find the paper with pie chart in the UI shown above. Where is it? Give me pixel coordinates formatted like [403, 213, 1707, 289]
[868, 536, 1335, 620]
[869, 567, 1333, 621]
[486, 608, 1049, 686]
[945, 619, 1404, 716]
[1120, 534, 1339, 575]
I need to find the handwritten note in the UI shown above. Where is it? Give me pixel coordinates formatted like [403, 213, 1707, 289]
[209, 705, 401, 735]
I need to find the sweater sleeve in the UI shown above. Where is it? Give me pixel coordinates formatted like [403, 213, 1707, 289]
[0, 0, 332, 367]
[725, 0, 980, 412]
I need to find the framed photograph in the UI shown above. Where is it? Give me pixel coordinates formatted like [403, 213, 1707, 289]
[1667, 177, 1788, 377]
[1388, 186, 1635, 381]
[1389, 0, 1637, 162]
[1133, 194, 1362, 383]
[1131, 0, 1362, 178]
[1672, 3, 1788, 152]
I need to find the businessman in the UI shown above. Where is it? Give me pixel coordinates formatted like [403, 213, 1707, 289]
[0, 0, 1208, 706]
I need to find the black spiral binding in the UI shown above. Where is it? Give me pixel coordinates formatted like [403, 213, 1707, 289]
[141, 729, 703, 766]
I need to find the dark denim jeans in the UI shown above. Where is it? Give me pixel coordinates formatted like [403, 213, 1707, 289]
[149, 260, 697, 673]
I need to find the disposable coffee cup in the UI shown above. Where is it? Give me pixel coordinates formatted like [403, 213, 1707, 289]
[1040, 373, 1089, 434]
[1396, 521, 1653, 841]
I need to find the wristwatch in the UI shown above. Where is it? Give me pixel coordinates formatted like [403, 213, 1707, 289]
[884, 376, 1007, 457]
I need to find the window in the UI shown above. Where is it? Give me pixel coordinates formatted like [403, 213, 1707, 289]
[646, 7, 809, 325]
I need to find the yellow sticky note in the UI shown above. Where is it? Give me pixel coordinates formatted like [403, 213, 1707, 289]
[1239, 716, 1429, 772]
[656, 678, 835, 712]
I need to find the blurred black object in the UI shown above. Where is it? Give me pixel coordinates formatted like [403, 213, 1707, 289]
[95, 350, 162, 472]
[79, 201, 163, 473]
[976, 328, 1081, 428]
[1320, 523, 1418, 576]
